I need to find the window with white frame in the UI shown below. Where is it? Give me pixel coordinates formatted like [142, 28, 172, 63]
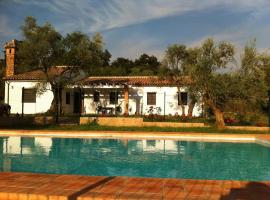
[147, 92, 156, 105]
[22, 88, 36, 103]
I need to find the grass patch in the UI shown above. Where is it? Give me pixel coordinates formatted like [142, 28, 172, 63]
[2, 122, 269, 134]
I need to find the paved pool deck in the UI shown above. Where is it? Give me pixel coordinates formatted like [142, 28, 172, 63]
[0, 172, 270, 200]
[0, 130, 270, 199]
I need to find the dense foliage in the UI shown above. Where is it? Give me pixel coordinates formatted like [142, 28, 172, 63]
[162, 38, 270, 128]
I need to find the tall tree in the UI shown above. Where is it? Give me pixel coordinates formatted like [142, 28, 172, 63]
[184, 47, 201, 117]
[17, 16, 106, 121]
[111, 57, 134, 75]
[62, 32, 106, 73]
[102, 49, 112, 67]
[240, 40, 269, 114]
[18, 16, 63, 72]
[191, 38, 235, 128]
[162, 44, 190, 116]
[17, 16, 64, 119]
[134, 53, 160, 74]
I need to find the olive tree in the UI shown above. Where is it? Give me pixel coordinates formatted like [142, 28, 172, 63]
[162, 44, 189, 116]
[239, 40, 269, 120]
[191, 38, 235, 128]
[162, 44, 201, 117]
[17, 16, 107, 122]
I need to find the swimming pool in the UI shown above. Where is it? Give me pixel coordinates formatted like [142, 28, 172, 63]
[0, 136, 269, 181]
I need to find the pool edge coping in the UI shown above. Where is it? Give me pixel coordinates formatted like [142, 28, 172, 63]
[0, 130, 269, 145]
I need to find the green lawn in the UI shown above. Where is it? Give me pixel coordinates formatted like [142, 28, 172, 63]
[2, 122, 269, 134]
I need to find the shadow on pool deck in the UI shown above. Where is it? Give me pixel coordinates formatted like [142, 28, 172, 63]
[68, 176, 115, 200]
[220, 182, 270, 200]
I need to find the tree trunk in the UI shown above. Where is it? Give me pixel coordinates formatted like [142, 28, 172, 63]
[181, 105, 186, 116]
[48, 84, 63, 124]
[188, 99, 196, 117]
[48, 85, 57, 113]
[205, 97, 225, 129]
[212, 106, 225, 129]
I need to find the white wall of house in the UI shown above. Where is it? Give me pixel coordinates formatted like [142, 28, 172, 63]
[138, 86, 201, 116]
[4, 81, 202, 116]
[4, 81, 53, 114]
[82, 86, 202, 117]
[83, 86, 127, 115]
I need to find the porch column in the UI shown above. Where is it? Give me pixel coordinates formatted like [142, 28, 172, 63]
[124, 85, 129, 115]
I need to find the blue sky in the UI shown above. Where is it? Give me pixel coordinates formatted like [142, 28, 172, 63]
[1, 0, 270, 61]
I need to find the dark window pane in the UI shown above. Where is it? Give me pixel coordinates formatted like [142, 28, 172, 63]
[66, 92, 70, 104]
[93, 91, 100, 102]
[21, 137, 35, 148]
[147, 92, 156, 105]
[146, 140, 156, 147]
[178, 92, 188, 105]
[110, 92, 118, 104]
[22, 88, 36, 103]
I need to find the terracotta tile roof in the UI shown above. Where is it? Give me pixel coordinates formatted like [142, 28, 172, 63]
[79, 76, 189, 86]
[3, 67, 69, 81]
[4, 69, 190, 86]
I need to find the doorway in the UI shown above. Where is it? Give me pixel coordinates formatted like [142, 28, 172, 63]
[73, 92, 81, 114]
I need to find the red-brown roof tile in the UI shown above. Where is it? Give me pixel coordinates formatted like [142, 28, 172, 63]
[79, 76, 188, 86]
[3, 67, 68, 80]
[4, 69, 190, 86]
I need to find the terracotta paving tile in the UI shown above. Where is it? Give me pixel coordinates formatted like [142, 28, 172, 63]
[165, 193, 185, 199]
[1, 172, 270, 200]
[0, 193, 8, 200]
[142, 183, 163, 194]
[116, 192, 161, 200]
[164, 179, 183, 187]
[7, 193, 18, 200]
[203, 185, 213, 191]
[207, 194, 221, 200]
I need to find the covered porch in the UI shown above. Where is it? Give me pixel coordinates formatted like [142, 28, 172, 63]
[64, 76, 149, 116]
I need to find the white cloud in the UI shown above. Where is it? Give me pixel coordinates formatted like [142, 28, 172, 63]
[81, 0, 270, 32]
[7, 0, 270, 59]
[10, 0, 270, 33]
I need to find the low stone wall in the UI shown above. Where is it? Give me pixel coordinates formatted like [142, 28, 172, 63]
[34, 116, 54, 125]
[80, 117, 205, 127]
[227, 126, 270, 131]
[98, 117, 144, 127]
[142, 121, 205, 127]
[79, 117, 97, 125]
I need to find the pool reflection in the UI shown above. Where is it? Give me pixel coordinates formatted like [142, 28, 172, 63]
[0, 137, 269, 181]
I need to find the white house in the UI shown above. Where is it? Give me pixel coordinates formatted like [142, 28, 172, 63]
[3, 40, 202, 117]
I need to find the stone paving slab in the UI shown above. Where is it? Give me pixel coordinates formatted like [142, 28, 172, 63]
[0, 172, 270, 200]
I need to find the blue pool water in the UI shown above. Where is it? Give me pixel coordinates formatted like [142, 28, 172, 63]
[0, 136, 269, 181]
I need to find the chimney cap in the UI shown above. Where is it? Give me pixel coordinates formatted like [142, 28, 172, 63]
[4, 39, 17, 49]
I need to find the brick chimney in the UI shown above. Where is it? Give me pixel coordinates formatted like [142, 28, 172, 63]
[4, 39, 17, 77]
